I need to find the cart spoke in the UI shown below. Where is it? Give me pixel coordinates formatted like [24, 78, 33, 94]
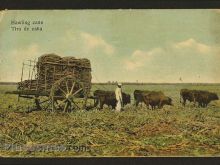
[55, 102, 63, 109]
[57, 99, 67, 107]
[73, 88, 83, 96]
[65, 80, 69, 93]
[70, 82, 75, 94]
[55, 100, 63, 110]
[70, 99, 80, 109]
[69, 103, 72, 111]
[63, 102, 69, 112]
[58, 86, 67, 95]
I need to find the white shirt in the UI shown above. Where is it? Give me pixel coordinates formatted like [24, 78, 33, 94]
[115, 87, 122, 101]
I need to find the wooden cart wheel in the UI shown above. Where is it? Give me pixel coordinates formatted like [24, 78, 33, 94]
[50, 75, 88, 112]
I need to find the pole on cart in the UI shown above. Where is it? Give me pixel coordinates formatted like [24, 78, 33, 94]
[18, 62, 25, 102]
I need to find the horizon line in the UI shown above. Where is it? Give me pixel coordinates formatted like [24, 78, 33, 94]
[1, 81, 220, 84]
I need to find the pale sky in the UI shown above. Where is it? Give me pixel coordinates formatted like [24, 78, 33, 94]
[0, 10, 220, 83]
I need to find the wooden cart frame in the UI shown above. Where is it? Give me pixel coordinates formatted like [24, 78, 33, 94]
[8, 57, 95, 112]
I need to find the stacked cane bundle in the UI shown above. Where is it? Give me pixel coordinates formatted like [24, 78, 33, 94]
[37, 54, 62, 63]
[80, 58, 91, 69]
[79, 58, 92, 92]
[36, 54, 63, 91]
[35, 54, 92, 92]
[61, 57, 81, 79]
[61, 57, 92, 92]
[18, 80, 37, 90]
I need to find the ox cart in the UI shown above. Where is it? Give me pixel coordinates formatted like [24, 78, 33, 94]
[7, 54, 95, 112]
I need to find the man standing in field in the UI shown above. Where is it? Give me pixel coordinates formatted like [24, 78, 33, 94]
[115, 83, 123, 112]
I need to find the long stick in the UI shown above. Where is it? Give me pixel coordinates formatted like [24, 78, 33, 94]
[28, 60, 31, 81]
[36, 63, 40, 90]
[45, 67, 47, 91]
[30, 59, 36, 89]
[20, 62, 24, 83]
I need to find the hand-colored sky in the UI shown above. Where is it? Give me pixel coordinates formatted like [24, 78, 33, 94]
[0, 10, 220, 83]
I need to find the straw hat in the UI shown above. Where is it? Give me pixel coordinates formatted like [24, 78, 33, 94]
[117, 82, 122, 86]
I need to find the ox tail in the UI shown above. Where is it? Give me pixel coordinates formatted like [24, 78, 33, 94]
[180, 93, 182, 103]
[93, 97, 99, 108]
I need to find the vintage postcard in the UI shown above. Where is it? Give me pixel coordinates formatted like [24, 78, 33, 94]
[0, 9, 220, 157]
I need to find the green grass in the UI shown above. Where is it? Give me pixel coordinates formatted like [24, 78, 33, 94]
[0, 84, 220, 157]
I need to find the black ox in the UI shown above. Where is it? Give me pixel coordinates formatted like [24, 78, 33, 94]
[180, 89, 219, 107]
[93, 90, 131, 109]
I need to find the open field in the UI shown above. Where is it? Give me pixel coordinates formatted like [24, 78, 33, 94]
[0, 84, 220, 157]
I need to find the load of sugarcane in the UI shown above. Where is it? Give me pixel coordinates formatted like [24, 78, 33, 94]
[18, 80, 37, 90]
[18, 53, 92, 93]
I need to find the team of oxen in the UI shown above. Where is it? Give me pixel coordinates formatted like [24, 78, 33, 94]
[93, 89, 219, 110]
